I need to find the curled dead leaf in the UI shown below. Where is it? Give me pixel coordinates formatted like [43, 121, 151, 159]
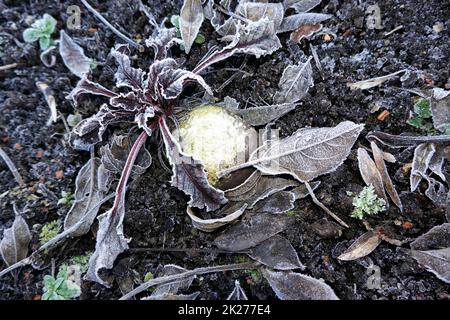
[338, 230, 382, 261]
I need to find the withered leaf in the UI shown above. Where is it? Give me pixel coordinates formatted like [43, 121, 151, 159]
[228, 103, 297, 126]
[278, 13, 331, 33]
[36, 81, 57, 125]
[224, 170, 262, 201]
[409, 248, 450, 284]
[160, 118, 227, 212]
[252, 191, 295, 214]
[64, 157, 111, 238]
[248, 235, 305, 270]
[224, 171, 298, 206]
[273, 57, 314, 104]
[100, 134, 152, 180]
[214, 213, 292, 251]
[263, 269, 339, 300]
[0, 214, 31, 266]
[290, 23, 322, 43]
[85, 133, 149, 287]
[59, 31, 91, 78]
[186, 203, 247, 232]
[370, 142, 403, 211]
[227, 280, 248, 300]
[338, 230, 382, 261]
[284, 0, 322, 13]
[151, 264, 195, 297]
[247, 177, 299, 208]
[180, 0, 204, 54]
[236, 2, 284, 30]
[423, 175, 449, 206]
[429, 144, 446, 181]
[410, 223, 450, 250]
[409, 223, 450, 283]
[410, 143, 436, 192]
[193, 18, 281, 74]
[221, 121, 363, 183]
[430, 88, 450, 133]
[357, 147, 388, 203]
[84, 189, 129, 287]
[347, 70, 406, 90]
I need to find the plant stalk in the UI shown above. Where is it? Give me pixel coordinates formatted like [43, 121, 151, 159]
[119, 261, 260, 300]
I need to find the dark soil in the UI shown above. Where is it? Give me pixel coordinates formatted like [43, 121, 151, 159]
[0, 0, 449, 300]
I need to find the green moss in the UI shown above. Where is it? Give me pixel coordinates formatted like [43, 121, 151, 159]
[347, 186, 386, 220]
[286, 210, 299, 217]
[67, 252, 92, 273]
[39, 220, 62, 245]
[57, 191, 74, 207]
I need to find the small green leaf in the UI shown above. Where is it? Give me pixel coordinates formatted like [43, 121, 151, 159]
[413, 98, 431, 118]
[41, 14, 57, 34]
[39, 36, 51, 50]
[170, 15, 180, 29]
[407, 117, 423, 129]
[144, 271, 154, 282]
[67, 114, 83, 127]
[43, 275, 56, 288]
[194, 33, 206, 44]
[61, 280, 81, 298]
[23, 28, 41, 43]
[89, 59, 98, 70]
[442, 123, 450, 135]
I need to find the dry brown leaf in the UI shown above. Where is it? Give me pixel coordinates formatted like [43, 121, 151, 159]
[186, 203, 247, 232]
[263, 269, 339, 300]
[290, 23, 322, 43]
[357, 148, 388, 203]
[179, 0, 204, 54]
[347, 70, 406, 90]
[338, 230, 382, 261]
[370, 142, 403, 211]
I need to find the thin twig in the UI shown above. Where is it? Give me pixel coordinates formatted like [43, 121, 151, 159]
[129, 247, 249, 255]
[0, 63, 18, 71]
[384, 25, 403, 37]
[80, 0, 144, 52]
[119, 262, 260, 300]
[0, 146, 24, 186]
[304, 181, 349, 228]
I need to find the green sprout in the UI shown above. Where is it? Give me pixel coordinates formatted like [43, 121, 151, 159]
[42, 265, 81, 300]
[347, 186, 386, 220]
[67, 114, 83, 127]
[286, 210, 299, 217]
[57, 191, 74, 207]
[170, 15, 206, 48]
[67, 252, 92, 274]
[406, 98, 449, 135]
[22, 14, 57, 50]
[39, 220, 62, 245]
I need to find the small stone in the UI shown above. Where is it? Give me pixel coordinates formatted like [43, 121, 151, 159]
[55, 170, 64, 179]
[432, 22, 444, 33]
[402, 221, 414, 230]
